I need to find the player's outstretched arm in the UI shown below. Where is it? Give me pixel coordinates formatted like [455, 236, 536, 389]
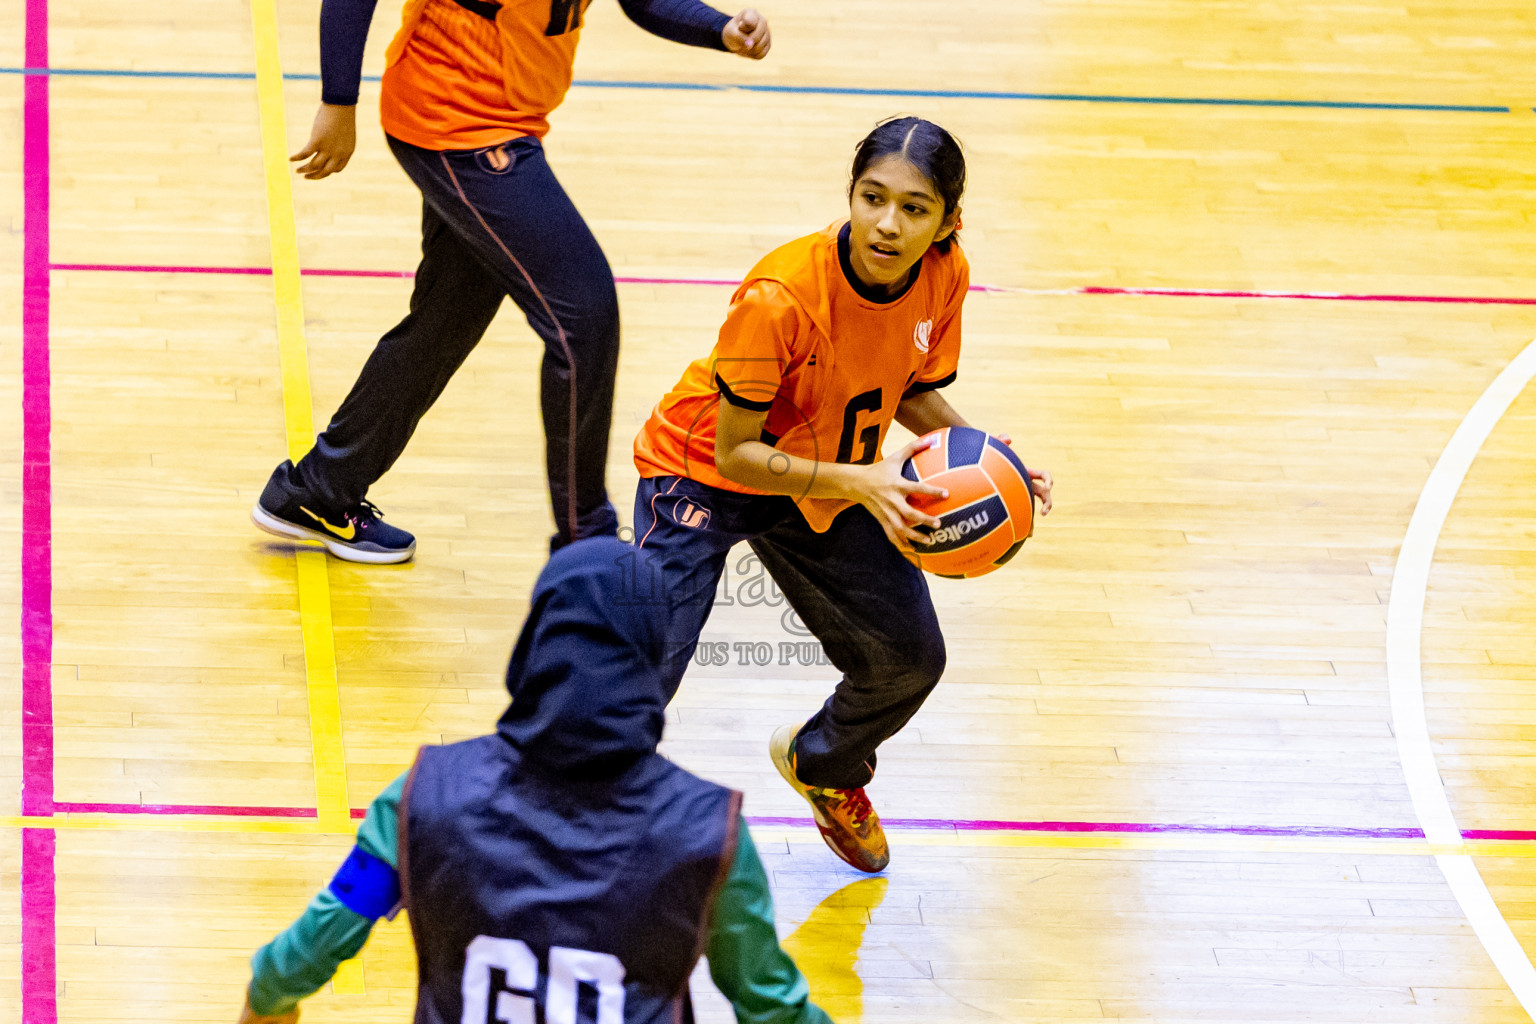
[239, 774, 406, 1021]
[705, 822, 835, 1024]
[617, 0, 771, 58]
[291, 0, 378, 179]
[244, 887, 376, 1019]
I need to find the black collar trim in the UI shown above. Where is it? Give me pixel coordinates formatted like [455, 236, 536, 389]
[838, 222, 920, 304]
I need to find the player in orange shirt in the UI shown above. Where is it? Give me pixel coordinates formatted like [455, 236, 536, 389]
[633, 117, 1054, 873]
[250, 0, 771, 563]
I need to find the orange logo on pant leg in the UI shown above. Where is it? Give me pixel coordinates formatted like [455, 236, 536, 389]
[675, 499, 711, 530]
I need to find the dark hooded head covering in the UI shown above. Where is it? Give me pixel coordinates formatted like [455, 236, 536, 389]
[497, 537, 671, 780]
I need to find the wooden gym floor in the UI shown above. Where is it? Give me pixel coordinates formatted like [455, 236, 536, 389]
[4, 0, 1536, 1020]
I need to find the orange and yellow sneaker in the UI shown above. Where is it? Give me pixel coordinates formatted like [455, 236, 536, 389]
[769, 724, 890, 873]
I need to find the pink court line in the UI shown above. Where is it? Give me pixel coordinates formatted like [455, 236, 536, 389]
[22, 1, 56, 1021]
[70, 803, 1536, 842]
[1078, 285, 1536, 306]
[47, 262, 739, 286]
[55, 801, 317, 818]
[20, 829, 56, 1024]
[31, 267, 1536, 813]
[24, 9, 53, 825]
[746, 816, 1429, 839]
[49, 261, 1536, 307]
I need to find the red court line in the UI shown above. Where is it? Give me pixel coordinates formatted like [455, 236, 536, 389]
[36, 255, 1536, 846]
[48, 261, 745, 288]
[75, 802, 1536, 842]
[50, 261, 1536, 306]
[609, 274, 742, 287]
[1079, 285, 1536, 306]
[1464, 829, 1536, 842]
[745, 816, 1428, 839]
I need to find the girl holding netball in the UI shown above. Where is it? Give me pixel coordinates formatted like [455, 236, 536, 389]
[633, 116, 1053, 872]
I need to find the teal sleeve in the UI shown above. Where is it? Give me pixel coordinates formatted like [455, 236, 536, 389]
[354, 772, 404, 867]
[246, 773, 406, 1016]
[705, 820, 835, 1024]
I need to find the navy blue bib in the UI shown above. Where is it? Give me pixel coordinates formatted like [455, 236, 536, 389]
[400, 736, 740, 1024]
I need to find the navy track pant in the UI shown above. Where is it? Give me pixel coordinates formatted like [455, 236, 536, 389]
[291, 134, 620, 547]
[635, 475, 947, 790]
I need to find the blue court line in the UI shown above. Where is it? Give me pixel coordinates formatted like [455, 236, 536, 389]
[0, 65, 1511, 113]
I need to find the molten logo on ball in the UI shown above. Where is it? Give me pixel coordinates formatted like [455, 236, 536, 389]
[916, 496, 1006, 553]
[920, 508, 992, 547]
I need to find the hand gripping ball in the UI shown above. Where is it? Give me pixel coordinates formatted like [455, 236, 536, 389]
[902, 426, 1035, 579]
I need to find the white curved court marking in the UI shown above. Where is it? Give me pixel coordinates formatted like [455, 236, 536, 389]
[1387, 335, 1536, 1018]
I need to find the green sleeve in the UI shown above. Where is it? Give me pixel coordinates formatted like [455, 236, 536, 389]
[354, 771, 404, 867]
[706, 820, 835, 1024]
[246, 773, 406, 1016]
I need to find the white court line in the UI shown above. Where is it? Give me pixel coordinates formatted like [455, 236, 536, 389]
[1387, 336, 1536, 1017]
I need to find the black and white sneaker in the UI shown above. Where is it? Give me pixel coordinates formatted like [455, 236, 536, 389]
[252, 462, 416, 564]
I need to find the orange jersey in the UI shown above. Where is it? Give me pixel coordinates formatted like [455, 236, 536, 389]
[381, 0, 591, 150]
[634, 222, 969, 533]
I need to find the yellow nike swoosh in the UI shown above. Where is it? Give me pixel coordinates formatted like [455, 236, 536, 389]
[300, 506, 356, 541]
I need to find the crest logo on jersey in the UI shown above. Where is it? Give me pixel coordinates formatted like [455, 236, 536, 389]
[913, 319, 933, 353]
[675, 499, 711, 530]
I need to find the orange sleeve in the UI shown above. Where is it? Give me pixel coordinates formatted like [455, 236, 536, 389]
[907, 254, 968, 394]
[710, 281, 803, 412]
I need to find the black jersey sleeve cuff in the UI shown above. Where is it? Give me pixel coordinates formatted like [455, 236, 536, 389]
[715, 373, 775, 412]
[618, 0, 732, 51]
[902, 370, 958, 398]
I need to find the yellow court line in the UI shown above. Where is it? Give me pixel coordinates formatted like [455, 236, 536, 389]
[249, 0, 352, 832]
[331, 958, 367, 995]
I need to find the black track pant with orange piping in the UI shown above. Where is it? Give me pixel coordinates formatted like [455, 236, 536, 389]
[287, 134, 620, 548]
[633, 475, 947, 791]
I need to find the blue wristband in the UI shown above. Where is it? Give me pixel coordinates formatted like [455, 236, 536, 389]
[327, 845, 401, 920]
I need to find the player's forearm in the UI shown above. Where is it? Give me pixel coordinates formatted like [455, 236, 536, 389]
[894, 390, 966, 437]
[617, 0, 731, 50]
[715, 440, 863, 502]
[706, 825, 834, 1024]
[319, 0, 380, 105]
[248, 892, 374, 1015]
[246, 773, 405, 1016]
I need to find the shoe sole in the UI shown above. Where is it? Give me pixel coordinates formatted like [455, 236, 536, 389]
[769, 724, 889, 873]
[251, 504, 416, 565]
